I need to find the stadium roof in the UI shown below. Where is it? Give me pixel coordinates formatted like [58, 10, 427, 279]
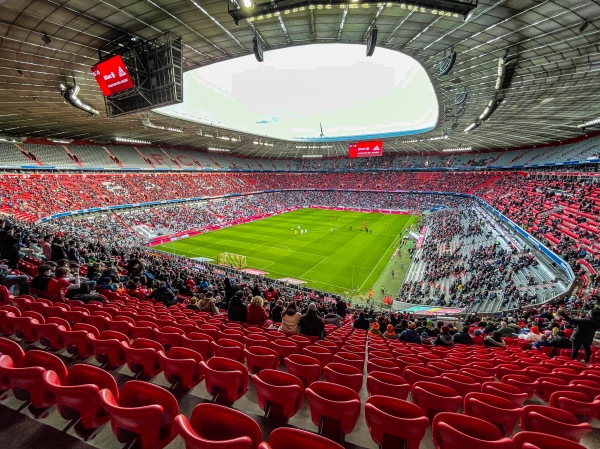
[0, 0, 599, 157]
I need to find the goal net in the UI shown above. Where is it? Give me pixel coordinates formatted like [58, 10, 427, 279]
[217, 252, 247, 268]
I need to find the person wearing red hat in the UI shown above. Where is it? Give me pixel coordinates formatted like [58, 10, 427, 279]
[434, 325, 454, 346]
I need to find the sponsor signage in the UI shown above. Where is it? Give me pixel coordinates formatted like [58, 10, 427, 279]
[91, 55, 134, 96]
[348, 140, 383, 158]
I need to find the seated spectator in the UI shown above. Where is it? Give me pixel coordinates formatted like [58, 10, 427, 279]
[452, 326, 473, 345]
[420, 331, 434, 346]
[471, 329, 485, 345]
[368, 322, 383, 338]
[383, 324, 397, 339]
[496, 321, 517, 337]
[533, 334, 551, 350]
[525, 326, 542, 342]
[280, 302, 302, 336]
[299, 302, 325, 339]
[30, 265, 53, 293]
[0, 260, 29, 295]
[97, 277, 117, 292]
[323, 308, 342, 327]
[150, 281, 177, 307]
[353, 312, 370, 330]
[198, 292, 218, 315]
[47, 267, 80, 301]
[227, 290, 247, 323]
[398, 322, 420, 343]
[434, 325, 454, 346]
[484, 331, 506, 348]
[246, 296, 270, 327]
[270, 299, 283, 323]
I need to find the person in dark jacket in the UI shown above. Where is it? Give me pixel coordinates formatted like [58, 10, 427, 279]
[270, 299, 283, 323]
[353, 312, 370, 330]
[50, 238, 68, 262]
[150, 281, 177, 307]
[299, 303, 325, 339]
[398, 322, 420, 343]
[223, 277, 240, 310]
[452, 326, 473, 345]
[558, 308, 600, 362]
[0, 225, 21, 267]
[227, 290, 247, 323]
[335, 298, 347, 319]
[434, 325, 454, 346]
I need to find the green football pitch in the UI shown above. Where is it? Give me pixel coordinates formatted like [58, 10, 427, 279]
[154, 209, 417, 295]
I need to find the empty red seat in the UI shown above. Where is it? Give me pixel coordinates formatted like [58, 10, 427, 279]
[251, 369, 304, 421]
[43, 363, 118, 429]
[257, 427, 344, 449]
[131, 321, 159, 340]
[482, 381, 529, 407]
[432, 412, 514, 449]
[463, 392, 522, 436]
[0, 337, 25, 368]
[0, 305, 20, 335]
[33, 317, 69, 351]
[180, 332, 213, 359]
[244, 346, 279, 373]
[289, 335, 312, 352]
[521, 405, 592, 442]
[122, 338, 164, 379]
[427, 361, 458, 376]
[502, 374, 538, 398]
[368, 358, 403, 376]
[60, 322, 99, 359]
[284, 353, 322, 387]
[90, 330, 128, 368]
[303, 345, 333, 367]
[106, 316, 135, 337]
[459, 368, 495, 384]
[0, 350, 67, 408]
[570, 379, 600, 398]
[316, 340, 339, 353]
[305, 381, 361, 443]
[270, 339, 299, 360]
[331, 351, 364, 371]
[366, 371, 410, 399]
[549, 390, 600, 423]
[159, 346, 204, 390]
[411, 381, 463, 420]
[211, 338, 245, 362]
[199, 357, 248, 406]
[534, 377, 567, 402]
[365, 395, 429, 449]
[10, 311, 44, 342]
[323, 362, 363, 393]
[100, 380, 179, 449]
[243, 333, 270, 349]
[403, 365, 441, 386]
[512, 431, 586, 449]
[441, 373, 482, 397]
[154, 326, 184, 351]
[176, 403, 262, 449]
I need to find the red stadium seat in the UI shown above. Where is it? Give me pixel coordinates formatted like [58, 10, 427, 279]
[441, 373, 482, 397]
[432, 412, 514, 449]
[180, 332, 213, 359]
[251, 369, 304, 421]
[512, 431, 586, 449]
[305, 381, 361, 443]
[199, 357, 248, 406]
[403, 365, 441, 386]
[331, 351, 364, 371]
[289, 335, 312, 352]
[122, 337, 164, 379]
[366, 371, 410, 399]
[0, 337, 25, 368]
[303, 345, 333, 367]
[0, 350, 67, 408]
[60, 322, 99, 359]
[463, 392, 522, 436]
[153, 326, 184, 351]
[33, 317, 69, 351]
[323, 362, 363, 393]
[100, 380, 179, 449]
[368, 358, 404, 376]
[211, 338, 245, 362]
[244, 346, 279, 373]
[284, 353, 322, 387]
[549, 390, 600, 423]
[482, 381, 529, 407]
[10, 311, 44, 342]
[534, 377, 567, 402]
[43, 363, 119, 429]
[175, 403, 262, 449]
[243, 333, 270, 350]
[159, 346, 204, 390]
[365, 395, 429, 449]
[270, 339, 299, 360]
[89, 330, 129, 368]
[0, 305, 21, 335]
[411, 381, 463, 420]
[521, 405, 592, 442]
[257, 427, 344, 449]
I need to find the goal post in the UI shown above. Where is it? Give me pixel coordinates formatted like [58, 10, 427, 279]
[217, 252, 247, 268]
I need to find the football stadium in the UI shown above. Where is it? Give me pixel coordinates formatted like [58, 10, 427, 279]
[0, 1, 599, 449]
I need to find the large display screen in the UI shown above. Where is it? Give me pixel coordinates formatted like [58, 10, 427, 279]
[349, 140, 383, 158]
[91, 55, 134, 96]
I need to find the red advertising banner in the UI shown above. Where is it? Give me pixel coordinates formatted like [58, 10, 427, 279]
[91, 55, 135, 96]
[348, 140, 383, 158]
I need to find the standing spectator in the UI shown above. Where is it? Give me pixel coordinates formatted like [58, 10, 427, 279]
[335, 297, 347, 319]
[270, 299, 284, 323]
[40, 235, 52, 261]
[223, 277, 240, 310]
[0, 225, 20, 267]
[50, 238, 68, 262]
[299, 303, 325, 339]
[558, 308, 600, 362]
[264, 285, 279, 303]
[227, 290, 247, 323]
